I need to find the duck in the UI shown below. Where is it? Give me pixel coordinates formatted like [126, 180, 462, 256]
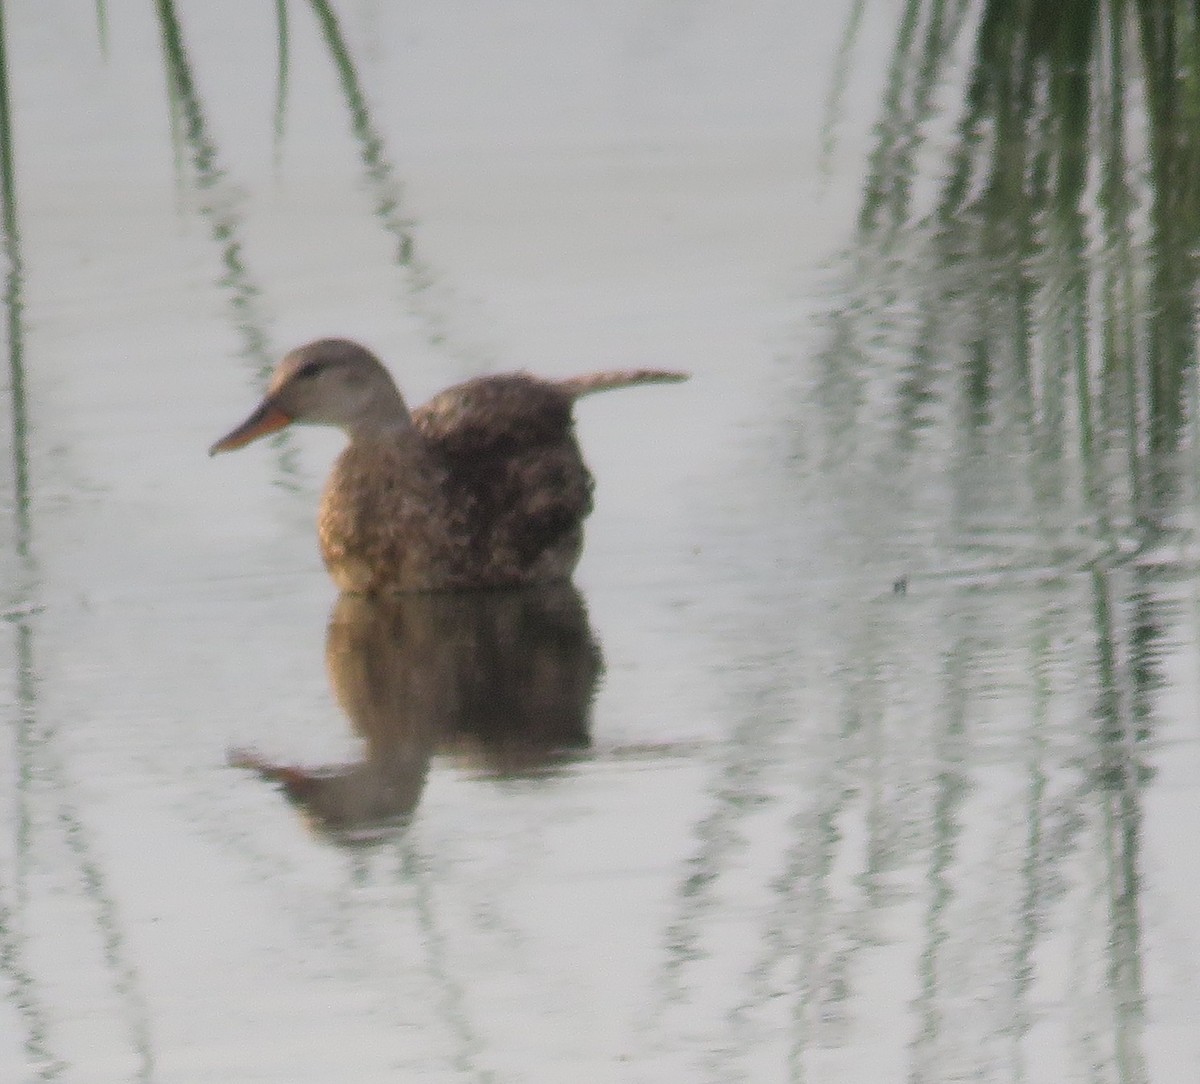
[210, 338, 687, 593]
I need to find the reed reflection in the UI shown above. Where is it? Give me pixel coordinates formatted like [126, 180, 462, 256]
[155, 0, 270, 369]
[830, 0, 1200, 528]
[807, 1, 1196, 1075]
[656, 3, 1199, 1077]
[233, 584, 602, 845]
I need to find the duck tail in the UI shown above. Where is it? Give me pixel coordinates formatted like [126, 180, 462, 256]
[557, 369, 690, 399]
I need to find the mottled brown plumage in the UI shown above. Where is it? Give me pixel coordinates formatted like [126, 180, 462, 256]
[210, 338, 687, 592]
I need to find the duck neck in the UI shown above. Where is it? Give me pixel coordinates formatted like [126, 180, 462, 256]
[346, 388, 415, 443]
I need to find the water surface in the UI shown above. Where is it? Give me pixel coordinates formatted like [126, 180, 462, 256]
[1, 2, 1198, 1082]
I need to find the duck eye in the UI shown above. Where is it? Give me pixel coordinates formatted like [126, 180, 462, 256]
[295, 360, 327, 380]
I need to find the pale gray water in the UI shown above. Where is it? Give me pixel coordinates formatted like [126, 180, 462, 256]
[1, 2, 1198, 1082]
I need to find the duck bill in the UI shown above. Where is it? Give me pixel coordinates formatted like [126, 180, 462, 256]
[209, 399, 293, 455]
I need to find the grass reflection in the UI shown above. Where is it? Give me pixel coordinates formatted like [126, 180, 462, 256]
[817, 1, 1185, 1076]
[0, 11, 53, 1074]
[1, 18, 156, 1075]
[0, 0, 27, 566]
[657, 2, 1197, 1077]
[152, 0, 313, 490]
[845, 0, 1200, 525]
[154, 0, 270, 371]
[307, 0, 416, 267]
[302, 0, 480, 360]
[272, 0, 289, 153]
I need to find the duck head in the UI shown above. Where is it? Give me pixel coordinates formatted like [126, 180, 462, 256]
[209, 338, 412, 455]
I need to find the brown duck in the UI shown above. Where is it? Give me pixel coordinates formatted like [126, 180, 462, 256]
[210, 338, 687, 592]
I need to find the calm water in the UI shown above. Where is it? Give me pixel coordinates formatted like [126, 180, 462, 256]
[2, 2, 1199, 1082]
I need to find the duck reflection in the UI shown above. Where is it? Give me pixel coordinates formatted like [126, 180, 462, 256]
[232, 583, 602, 844]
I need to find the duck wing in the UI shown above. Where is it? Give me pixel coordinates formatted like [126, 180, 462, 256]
[413, 369, 688, 584]
[413, 374, 594, 581]
[414, 368, 688, 453]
